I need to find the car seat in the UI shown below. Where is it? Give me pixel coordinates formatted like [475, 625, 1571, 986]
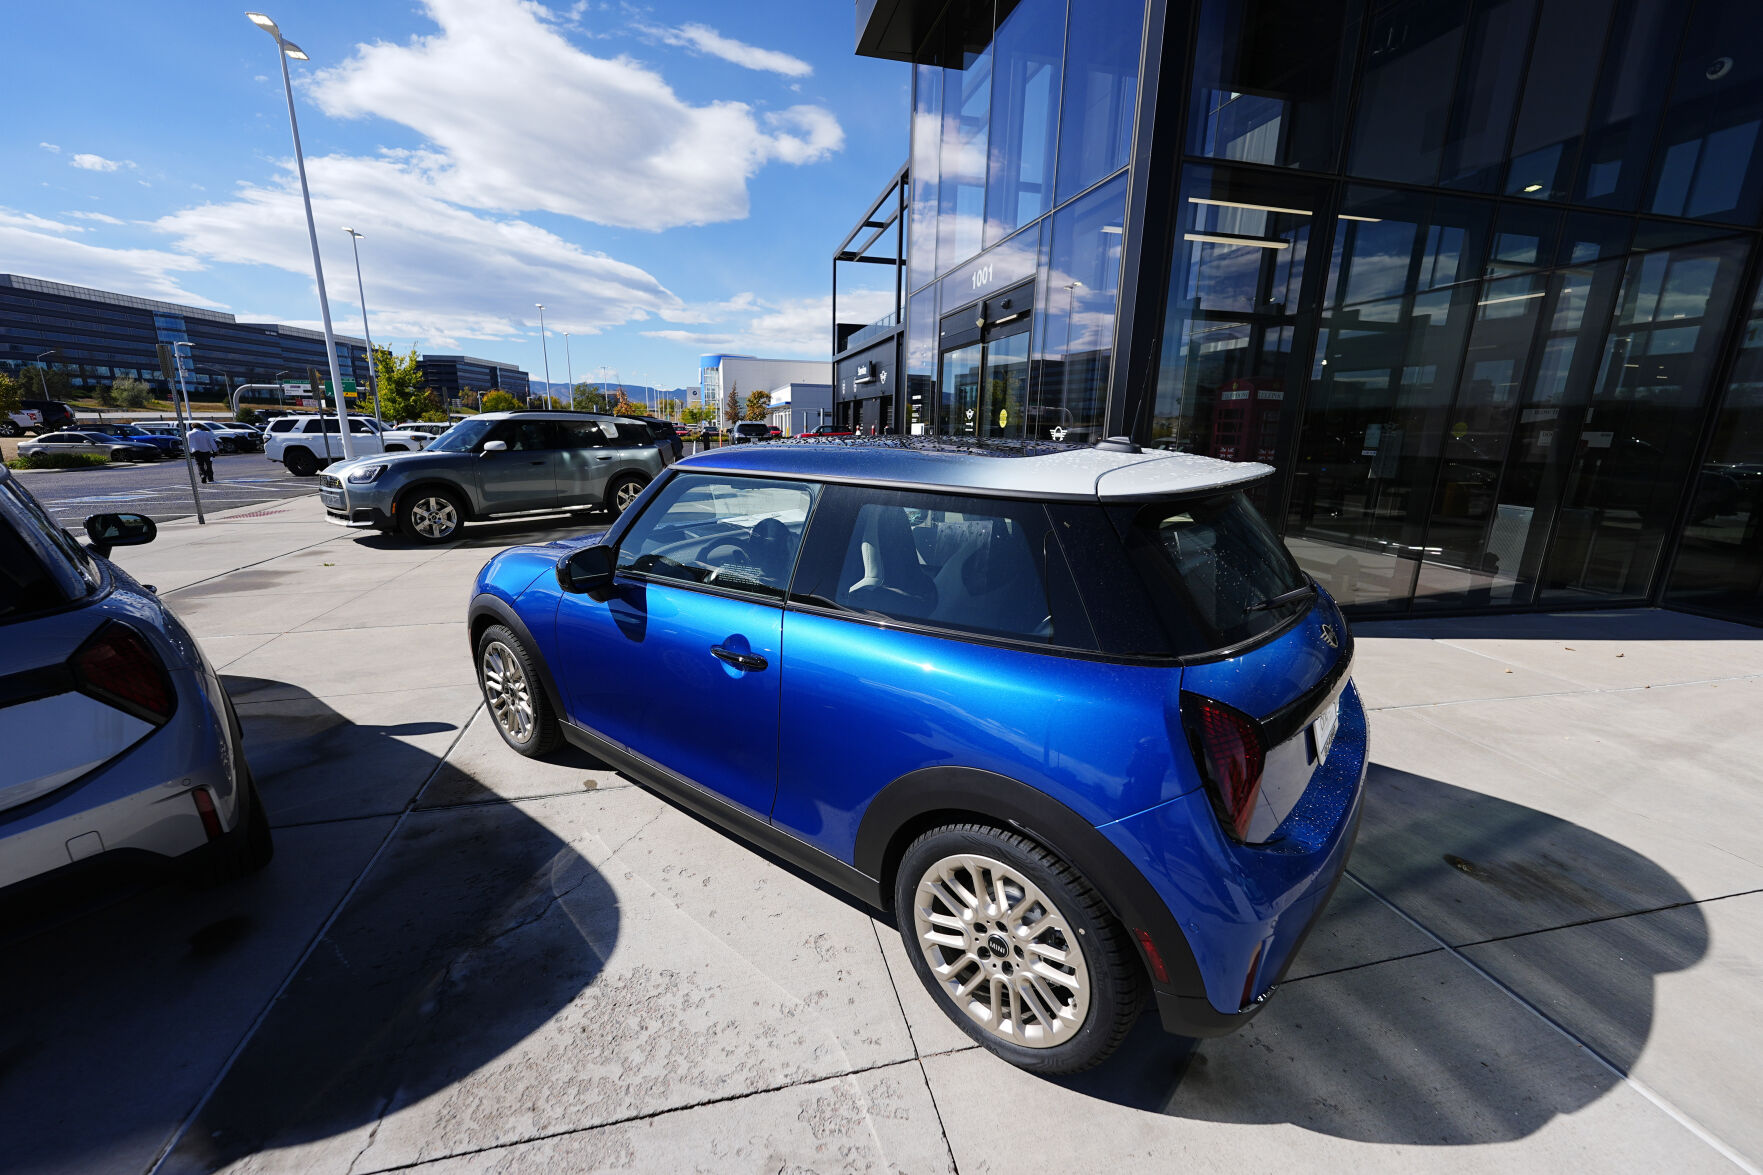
[837, 506, 938, 617]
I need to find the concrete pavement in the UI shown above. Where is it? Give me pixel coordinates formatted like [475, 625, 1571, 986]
[2, 495, 1760, 1173]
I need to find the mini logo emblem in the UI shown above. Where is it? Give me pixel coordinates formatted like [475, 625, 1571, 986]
[1320, 623, 1339, 648]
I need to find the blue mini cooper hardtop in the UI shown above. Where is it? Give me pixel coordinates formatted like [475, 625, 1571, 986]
[468, 437, 1367, 1072]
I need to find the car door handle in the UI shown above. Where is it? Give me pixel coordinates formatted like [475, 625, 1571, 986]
[710, 646, 767, 671]
[528, 459, 545, 465]
[594, 454, 612, 460]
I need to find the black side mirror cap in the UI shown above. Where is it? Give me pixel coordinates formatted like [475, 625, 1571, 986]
[84, 512, 157, 558]
[557, 544, 616, 593]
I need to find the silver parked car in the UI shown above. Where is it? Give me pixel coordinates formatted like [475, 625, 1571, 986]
[318, 410, 672, 543]
[0, 467, 271, 893]
[18, 431, 163, 463]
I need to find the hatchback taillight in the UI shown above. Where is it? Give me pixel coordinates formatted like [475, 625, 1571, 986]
[70, 622, 176, 725]
[1182, 693, 1265, 840]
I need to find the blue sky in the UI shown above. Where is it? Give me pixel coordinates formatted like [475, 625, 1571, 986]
[4, 0, 907, 390]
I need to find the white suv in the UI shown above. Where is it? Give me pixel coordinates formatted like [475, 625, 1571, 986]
[2, 407, 43, 438]
[264, 416, 430, 477]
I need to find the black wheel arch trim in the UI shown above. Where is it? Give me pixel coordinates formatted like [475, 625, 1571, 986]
[398, 478, 476, 522]
[853, 764, 1247, 1036]
[467, 594, 567, 721]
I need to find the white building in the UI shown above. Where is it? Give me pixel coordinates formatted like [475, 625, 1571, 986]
[766, 383, 834, 436]
[698, 354, 830, 421]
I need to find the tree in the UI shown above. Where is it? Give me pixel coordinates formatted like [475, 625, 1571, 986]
[611, 390, 645, 418]
[482, 390, 522, 412]
[724, 380, 741, 426]
[572, 383, 612, 413]
[745, 389, 771, 421]
[372, 345, 437, 423]
[0, 371, 22, 418]
[107, 377, 151, 410]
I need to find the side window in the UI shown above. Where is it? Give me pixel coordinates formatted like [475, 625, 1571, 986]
[792, 487, 1095, 649]
[319, 419, 342, 434]
[268, 419, 295, 433]
[616, 474, 816, 601]
[492, 421, 556, 450]
[349, 418, 375, 434]
[0, 478, 95, 617]
[555, 420, 611, 449]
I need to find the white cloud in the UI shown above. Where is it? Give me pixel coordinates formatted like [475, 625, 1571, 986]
[643, 22, 814, 78]
[646, 289, 894, 358]
[70, 153, 129, 172]
[305, 0, 842, 231]
[39, 142, 60, 153]
[153, 153, 685, 345]
[0, 206, 219, 306]
[64, 211, 126, 225]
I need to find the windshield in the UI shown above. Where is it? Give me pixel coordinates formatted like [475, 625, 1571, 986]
[1123, 491, 1309, 652]
[426, 418, 495, 453]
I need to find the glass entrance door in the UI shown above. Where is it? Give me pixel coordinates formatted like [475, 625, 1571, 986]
[942, 343, 984, 437]
[937, 312, 1032, 441]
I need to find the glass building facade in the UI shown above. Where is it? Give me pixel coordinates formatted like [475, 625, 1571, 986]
[850, 0, 1763, 625]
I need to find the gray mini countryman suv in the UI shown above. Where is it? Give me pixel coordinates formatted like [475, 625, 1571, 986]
[319, 411, 672, 542]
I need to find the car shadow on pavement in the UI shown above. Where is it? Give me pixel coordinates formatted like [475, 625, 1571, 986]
[346, 512, 611, 552]
[0, 678, 621, 1175]
[1047, 767, 1707, 1145]
[1354, 606, 1763, 641]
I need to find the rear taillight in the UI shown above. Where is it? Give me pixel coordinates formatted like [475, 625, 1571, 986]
[1182, 693, 1265, 840]
[70, 622, 176, 725]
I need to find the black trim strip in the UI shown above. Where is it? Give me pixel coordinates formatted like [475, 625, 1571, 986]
[0, 663, 76, 710]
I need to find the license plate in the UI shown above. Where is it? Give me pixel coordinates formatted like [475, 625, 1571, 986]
[320, 490, 342, 508]
[1310, 697, 1341, 765]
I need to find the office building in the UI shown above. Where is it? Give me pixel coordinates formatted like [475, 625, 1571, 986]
[838, 0, 1763, 626]
[698, 355, 833, 421]
[766, 382, 836, 435]
[417, 355, 532, 404]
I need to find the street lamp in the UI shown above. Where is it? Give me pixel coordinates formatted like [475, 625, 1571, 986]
[563, 331, 573, 407]
[195, 364, 235, 414]
[342, 227, 382, 423]
[535, 304, 553, 408]
[247, 12, 353, 459]
[34, 349, 56, 400]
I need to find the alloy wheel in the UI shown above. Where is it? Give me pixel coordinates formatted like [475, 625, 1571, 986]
[481, 641, 534, 743]
[614, 479, 642, 513]
[410, 495, 459, 540]
[910, 852, 1091, 1047]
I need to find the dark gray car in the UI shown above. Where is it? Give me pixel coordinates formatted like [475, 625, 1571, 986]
[318, 411, 672, 543]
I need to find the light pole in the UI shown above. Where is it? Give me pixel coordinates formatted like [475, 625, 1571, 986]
[535, 304, 553, 408]
[170, 341, 206, 523]
[563, 331, 574, 407]
[247, 12, 353, 459]
[196, 365, 235, 413]
[342, 227, 382, 423]
[34, 349, 55, 400]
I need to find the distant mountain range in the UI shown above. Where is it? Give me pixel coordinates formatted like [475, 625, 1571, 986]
[525, 381, 693, 403]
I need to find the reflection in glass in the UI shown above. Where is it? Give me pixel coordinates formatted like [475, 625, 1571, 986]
[1646, 2, 1763, 224]
[1503, 0, 1612, 200]
[985, 0, 1065, 246]
[1032, 173, 1127, 444]
[1150, 168, 1326, 471]
[909, 56, 944, 293]
[1437, 0, 1535, 192]
[1284, 188, 1491, 610]
[942, 342, 984, 437]
[939, 0, 994, 272]
[1666, 275, 1763, 621]
[907, 287, 937, 435]
[1055, 0, 1144, 203]
[1346, 0, 1467, 186]
[1188, 0, 1359, 173]
[1569, 0, 1686, 211]
[1537, 235, 1750, 602]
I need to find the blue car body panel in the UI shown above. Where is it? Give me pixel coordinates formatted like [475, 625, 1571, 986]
[774, 611, 1197, 856]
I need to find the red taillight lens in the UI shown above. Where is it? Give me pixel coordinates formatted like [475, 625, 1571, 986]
[70, 622, 176, 725]
[1184, 694, 1265, 840]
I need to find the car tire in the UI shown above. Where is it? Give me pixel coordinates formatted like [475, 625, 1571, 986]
[399, 486, 466, 543]
[604, 474, 648, 518]
[187, 769, 275, 887]
[283, 447, 318, 477]
[893, 823, 1143, 1074]
[476, 623, 562, 756]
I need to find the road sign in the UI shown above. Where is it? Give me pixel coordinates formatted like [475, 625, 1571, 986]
[157, 344, 176, 381]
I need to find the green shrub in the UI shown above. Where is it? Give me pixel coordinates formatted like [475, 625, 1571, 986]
[7, 451, 111, 470]
[481, 390, 522, 412]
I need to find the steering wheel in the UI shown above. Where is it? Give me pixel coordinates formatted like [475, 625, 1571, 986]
[700, 540, 755, 584]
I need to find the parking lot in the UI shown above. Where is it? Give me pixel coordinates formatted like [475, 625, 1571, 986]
[4, 441, 318, 525]
[2, 494, 1760, 1174]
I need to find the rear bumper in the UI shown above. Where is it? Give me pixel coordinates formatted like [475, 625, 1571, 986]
[0, 666, 248, 891]
[1101, 680, 1370, 1032]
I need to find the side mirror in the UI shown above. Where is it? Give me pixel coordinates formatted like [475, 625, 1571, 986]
[557, 544, 616, 593]
[481, 439, 508, 453]
[85, 512, 157, 558]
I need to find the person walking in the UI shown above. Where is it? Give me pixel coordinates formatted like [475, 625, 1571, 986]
[187, 423, 218, 483]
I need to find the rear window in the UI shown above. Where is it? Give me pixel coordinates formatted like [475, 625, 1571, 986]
[1120, 491, 1309, 653]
